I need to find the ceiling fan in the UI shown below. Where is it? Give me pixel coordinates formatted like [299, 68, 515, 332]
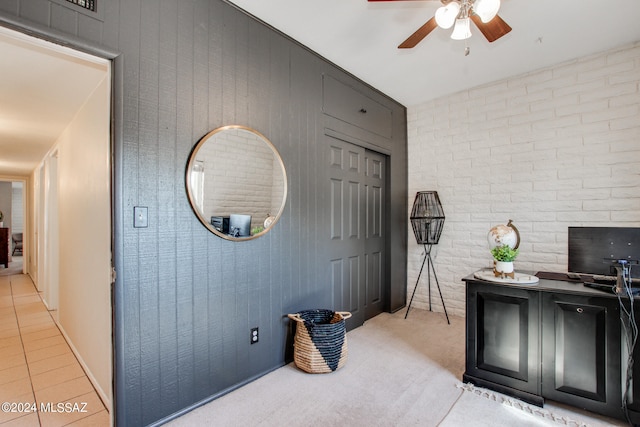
[369, 0, 512, 49]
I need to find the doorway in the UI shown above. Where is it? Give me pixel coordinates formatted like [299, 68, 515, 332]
[327, 135, 388, 328]
[0, 181, 26, 276]
[0, 26, 113, 413]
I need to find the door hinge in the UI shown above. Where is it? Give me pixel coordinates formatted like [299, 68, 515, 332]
[111, 266, 117, 284]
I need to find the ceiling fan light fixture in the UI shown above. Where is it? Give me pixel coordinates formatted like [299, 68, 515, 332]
[473, 0, 500, 23]
[435, 1, 461, 29]
[451, 17, 472, 40]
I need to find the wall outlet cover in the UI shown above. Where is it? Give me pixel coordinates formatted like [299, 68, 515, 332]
[134, 206, 148, 228]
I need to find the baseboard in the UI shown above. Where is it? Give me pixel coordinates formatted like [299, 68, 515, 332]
[54, 319, 111, 414]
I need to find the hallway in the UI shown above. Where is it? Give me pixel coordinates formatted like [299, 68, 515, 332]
[0, 274, 108, 426]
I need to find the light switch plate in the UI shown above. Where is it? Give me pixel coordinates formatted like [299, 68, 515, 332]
[134, 206, 148, 228]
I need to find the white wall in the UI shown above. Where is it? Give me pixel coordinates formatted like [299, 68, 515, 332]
[407, 42, 640, 317]
[56, 74, 112, 405]
[29, 169, 39, 284]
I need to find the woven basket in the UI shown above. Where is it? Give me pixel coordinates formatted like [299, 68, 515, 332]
[287, 309, 352, 374]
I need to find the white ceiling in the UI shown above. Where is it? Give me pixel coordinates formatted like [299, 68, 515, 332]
[226, 0, 640, 107]
[0, 27, 108, 177]
[2, 1, 640, 177]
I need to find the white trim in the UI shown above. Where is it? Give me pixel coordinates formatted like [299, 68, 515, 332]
[0, 25, 109, 66]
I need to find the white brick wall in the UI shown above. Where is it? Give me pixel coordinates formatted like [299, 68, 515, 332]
[407, 43, 640, 318]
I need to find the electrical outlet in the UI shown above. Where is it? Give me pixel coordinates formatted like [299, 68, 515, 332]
[250, 327, 259, 344]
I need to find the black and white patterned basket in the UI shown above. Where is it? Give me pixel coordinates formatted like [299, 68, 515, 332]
[287, 309, 351, 374]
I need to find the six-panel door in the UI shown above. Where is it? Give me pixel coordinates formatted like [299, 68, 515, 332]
[327, 135, 387, 328]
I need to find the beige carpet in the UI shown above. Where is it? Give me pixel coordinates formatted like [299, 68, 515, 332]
[166, 308, 625, 427]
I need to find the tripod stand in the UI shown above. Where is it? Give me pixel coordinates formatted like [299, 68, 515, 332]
[405, 244, 450, 324]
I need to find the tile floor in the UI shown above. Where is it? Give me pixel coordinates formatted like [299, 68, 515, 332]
[0, 273, 109, 426]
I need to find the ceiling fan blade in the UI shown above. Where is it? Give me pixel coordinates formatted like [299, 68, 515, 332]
[470, 14, 512, 43]
[398, 17, 437, 49]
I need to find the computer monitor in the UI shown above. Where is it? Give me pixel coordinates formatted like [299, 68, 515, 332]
[568, 227, 640, 279]
[229, 214, 252, 238]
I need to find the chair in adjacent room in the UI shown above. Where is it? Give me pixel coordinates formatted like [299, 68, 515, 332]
[12, 233, 22, 256]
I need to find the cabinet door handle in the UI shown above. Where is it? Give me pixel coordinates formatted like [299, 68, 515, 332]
[576, 307, 584, 313]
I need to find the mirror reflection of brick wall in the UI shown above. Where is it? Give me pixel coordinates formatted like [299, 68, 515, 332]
[196, 129, 281, 231]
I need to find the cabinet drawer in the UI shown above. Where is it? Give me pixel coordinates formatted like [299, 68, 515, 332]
[322, 75, 392, 138]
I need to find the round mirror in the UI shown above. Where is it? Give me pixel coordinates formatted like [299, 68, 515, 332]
[186, 125, 287, 241]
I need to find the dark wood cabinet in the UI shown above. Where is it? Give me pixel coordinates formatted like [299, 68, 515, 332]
[0, 228, 8, 268]
[464, 276, 634, 422]
[464, 282, 542, 405]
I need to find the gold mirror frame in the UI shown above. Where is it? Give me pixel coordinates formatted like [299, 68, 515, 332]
[186, 125, 288, 241]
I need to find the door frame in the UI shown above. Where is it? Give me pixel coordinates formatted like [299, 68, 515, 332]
[42, 150, 59, 310]
[0, 15, 122, 422]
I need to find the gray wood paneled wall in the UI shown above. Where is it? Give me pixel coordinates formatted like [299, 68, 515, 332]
[0, 0, 407, 425]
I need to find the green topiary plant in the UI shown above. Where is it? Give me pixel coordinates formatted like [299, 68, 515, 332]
[491, 244, 519, 262]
